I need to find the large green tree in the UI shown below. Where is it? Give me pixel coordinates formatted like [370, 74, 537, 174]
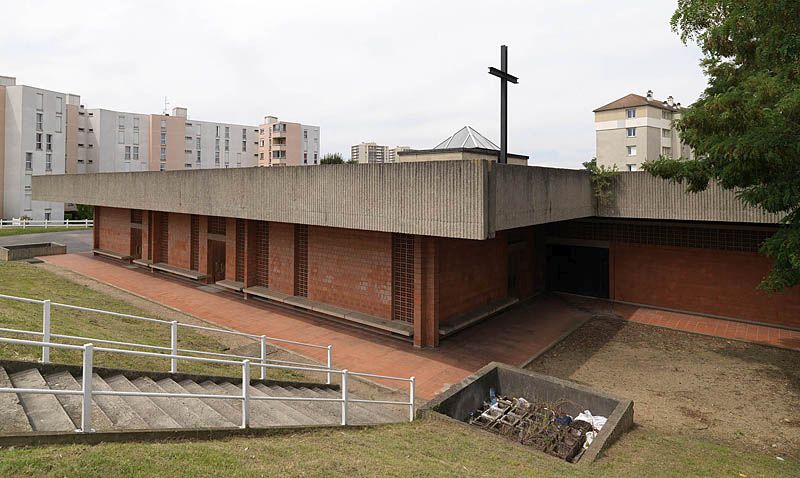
[643, 0, 800, 291]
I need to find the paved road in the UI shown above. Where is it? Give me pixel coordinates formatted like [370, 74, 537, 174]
[0, 229, 93, 253]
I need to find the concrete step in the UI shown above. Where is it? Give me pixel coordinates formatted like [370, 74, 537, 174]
[91, 373, 149, 430]
[43, 371, 114, 431]
[217, 381, 314, 427]
[103, 375, 180, 429]
[154, 378, 235, 428]
[312, 386, 404, 425]
[131, 377, 225, 428]
[0, 367, 33, 433]
[8, 368, 73, 432]
[254, 384, 338, 425]
[179, 380, 242, 425]
[293, 386, 386, 425]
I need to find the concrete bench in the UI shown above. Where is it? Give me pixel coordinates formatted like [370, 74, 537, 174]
[132, 258, 153, 268]
[151, 262, 207, 281]
[243, 286, 413, 338]
[93, 249, 132, 262]
[216, 280, 244, 292]
[439, 297, 519, 337]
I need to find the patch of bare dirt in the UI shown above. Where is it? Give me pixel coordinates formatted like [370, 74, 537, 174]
[526, 314, 800, 458]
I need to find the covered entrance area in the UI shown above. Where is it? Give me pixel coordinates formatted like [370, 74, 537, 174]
[546, 243, 609, 299]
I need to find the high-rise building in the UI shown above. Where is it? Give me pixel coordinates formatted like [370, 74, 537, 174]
[258, 116, 320, 167]
[594, 90, 694, 171]
[0, 76, 71, 220]
[0, 75, 321, 219]
[350, 143, 411, 163]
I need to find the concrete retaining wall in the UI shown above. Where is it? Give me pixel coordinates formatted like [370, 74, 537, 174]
[0, 242, 66, 261]
[425, 362, 634, 464]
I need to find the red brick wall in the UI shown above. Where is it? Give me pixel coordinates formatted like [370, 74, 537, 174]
[269, 222, 295, 295]
[141, 211, 150, 260]
[198, 216, 208, 275]
[438, 233, 508, 323]
[96, 207, 131, 255]
[167, 213, 192, 270]
[308, 226, 392, 319]
[611, 243, 800, 328]
[225, 218, 237, 281]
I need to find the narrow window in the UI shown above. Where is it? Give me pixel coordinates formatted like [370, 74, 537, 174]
[626, 127, 636, 137]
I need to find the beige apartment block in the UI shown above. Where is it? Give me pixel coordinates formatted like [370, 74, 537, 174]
[258, 116, 320, 166]
[397, 126, 528, 166]
[594, 91, 694, 171]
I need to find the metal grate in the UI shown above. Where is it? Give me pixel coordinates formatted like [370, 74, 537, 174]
[158, 213, 169, 263]
[254, 221, 269, 287]
[294, 224, 308, 297]
[549, 220, 773, 253]
[392, 234, 415, 323]
[235, 219, 246, 282]
[130, 209, 142, 224]
[190, 215, 200, 271]
[208, 216, 226, 236]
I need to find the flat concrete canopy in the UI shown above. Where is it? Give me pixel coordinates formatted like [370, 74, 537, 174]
[33, 161, 780, 240]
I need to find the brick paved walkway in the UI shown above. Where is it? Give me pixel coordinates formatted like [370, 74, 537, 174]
[38, 254, 800, 399]
[40, 253, 591, 399]
[564, 295, 800, 352]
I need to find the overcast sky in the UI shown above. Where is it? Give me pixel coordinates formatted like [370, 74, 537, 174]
[1, 1, 706, 168]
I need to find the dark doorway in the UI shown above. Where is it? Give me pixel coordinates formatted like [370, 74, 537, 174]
[130, 228, 142, 259]
[546, 244, 609, 298]
[207, 240, 226, 283]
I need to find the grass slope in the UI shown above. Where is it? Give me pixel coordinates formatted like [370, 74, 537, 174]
[0, 261, 301, 380]
[0, 227, 91, 237]
[0, 418, 795, 477]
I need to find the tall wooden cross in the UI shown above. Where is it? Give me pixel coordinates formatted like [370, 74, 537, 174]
[488, 45, 519, 164]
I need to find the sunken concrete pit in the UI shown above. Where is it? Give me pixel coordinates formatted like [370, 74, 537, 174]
[424, 362, 633, 464]
[0, 242, 66, 261]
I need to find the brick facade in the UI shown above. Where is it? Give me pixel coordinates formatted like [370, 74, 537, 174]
[268, 222, 295, 296]
[611, 243, 800, 328]
[96, 206, 131, 255]
[308, 226, 392, 319]
[438, 233, 509, 323]
[167, 213, 192, 270]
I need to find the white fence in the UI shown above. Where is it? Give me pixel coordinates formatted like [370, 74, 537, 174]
[0, 293, 332, 383]
[0, 336, 416, 432]
[0, 293, 416, 431]
[0, 219, 93, 229]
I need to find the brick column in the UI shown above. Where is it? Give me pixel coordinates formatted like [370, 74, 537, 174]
[92, 206, 100, 250]
[198, 215, 209, 276]
[413, 236, 440, 348]
[243, 220, 258, 288]
[225, 218, 237, 281]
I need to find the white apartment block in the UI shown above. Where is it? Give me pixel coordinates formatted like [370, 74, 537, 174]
[594, 90, 694, 171]
[258, 116, 320, 166]
[351, 142, 410, 163]
[0, 76, 69, 220]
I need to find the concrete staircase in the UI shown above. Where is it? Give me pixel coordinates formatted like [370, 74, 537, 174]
[0, 364, 403, 434]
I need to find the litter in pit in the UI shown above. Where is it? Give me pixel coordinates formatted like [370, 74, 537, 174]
[467, 388, 607, 463]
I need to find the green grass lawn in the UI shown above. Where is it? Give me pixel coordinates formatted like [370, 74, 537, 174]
[0, 261, 303, 380]
[0, 226, 91, 237]
[0, 417, 795, 477]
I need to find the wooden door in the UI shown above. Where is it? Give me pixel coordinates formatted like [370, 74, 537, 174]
[207, 240, 226, 283]
[130, 228, 142, 259]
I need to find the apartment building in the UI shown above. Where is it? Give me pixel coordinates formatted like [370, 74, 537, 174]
[0, 76, 71, 220]
[594, 90, 693, 171]
[351, 143, 411, 163]
[257, 116, 320, 166]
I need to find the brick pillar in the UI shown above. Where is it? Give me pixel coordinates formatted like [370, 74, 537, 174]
[413, 236, 440, 348]
[198, 215, 209, 276]
[92, 206, 100, 250]
[141, 210, 150, 260]
[243, 220, 258, 288]
[225, 217, 237, 280]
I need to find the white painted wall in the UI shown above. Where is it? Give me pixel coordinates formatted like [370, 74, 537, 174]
[3, 85, 66, 219]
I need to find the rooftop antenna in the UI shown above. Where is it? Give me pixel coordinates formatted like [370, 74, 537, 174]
[163, 96, 170, 115]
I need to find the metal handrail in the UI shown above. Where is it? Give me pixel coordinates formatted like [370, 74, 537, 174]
[0, 335, 416, 433]
[0, 293, 335, 383]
